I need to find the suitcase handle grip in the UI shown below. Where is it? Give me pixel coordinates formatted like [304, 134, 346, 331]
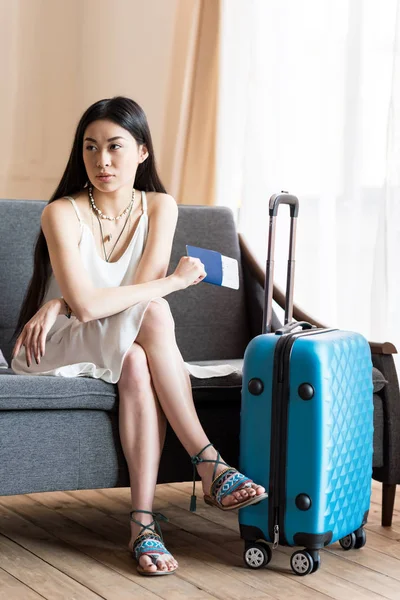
[269, 193, 299, 218]
[274, 321, 314, 336]
[263, 192, 299, 334]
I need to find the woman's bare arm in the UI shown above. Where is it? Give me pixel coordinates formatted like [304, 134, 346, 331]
[131, 193, 178, 284]
[41, 198, 195, 323]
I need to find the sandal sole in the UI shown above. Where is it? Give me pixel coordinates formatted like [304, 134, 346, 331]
[204, 491, 268, 511]
[137, 565, 176, 576]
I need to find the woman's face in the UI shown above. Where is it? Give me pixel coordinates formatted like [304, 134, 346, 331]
[82, 119, 148, 192]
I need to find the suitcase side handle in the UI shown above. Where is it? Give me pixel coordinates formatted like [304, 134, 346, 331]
[263, 191, 299, 334]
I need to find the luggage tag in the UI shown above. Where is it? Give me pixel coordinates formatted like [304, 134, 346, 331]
[185, 245, 239, 290]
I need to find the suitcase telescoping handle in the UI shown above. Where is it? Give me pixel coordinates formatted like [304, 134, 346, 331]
[263, 192, 300, 334]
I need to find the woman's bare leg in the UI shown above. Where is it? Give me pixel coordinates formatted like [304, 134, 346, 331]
[135, 299, 265, 506]
[118, 342, 178, 573]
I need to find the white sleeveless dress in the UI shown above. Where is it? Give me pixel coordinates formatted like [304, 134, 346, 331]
[11, 192, 239, 383]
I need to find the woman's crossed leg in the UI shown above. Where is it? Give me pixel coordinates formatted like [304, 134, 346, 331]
[118, 299, 266, 574]
[118, 341, 177, 574]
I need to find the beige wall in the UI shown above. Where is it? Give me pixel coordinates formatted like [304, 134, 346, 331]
[0, 0, 195, 200]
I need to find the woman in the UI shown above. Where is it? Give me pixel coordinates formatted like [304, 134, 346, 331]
[11, 96, 267, 576]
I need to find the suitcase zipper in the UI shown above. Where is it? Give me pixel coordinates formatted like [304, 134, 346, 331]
[273, 520, 280, 549]
[269, 333, 293, 546]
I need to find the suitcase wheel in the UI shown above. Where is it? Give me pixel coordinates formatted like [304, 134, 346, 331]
[310, 553, 321, 574]
[243, 542, 272, 569]
[354, 528, 367, 549]
[339, 533, 356, 551]
[339, 527, 367, 551]
[290, 550, 317, 576]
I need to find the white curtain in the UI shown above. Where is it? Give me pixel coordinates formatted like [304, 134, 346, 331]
[217, 0, 400, 369]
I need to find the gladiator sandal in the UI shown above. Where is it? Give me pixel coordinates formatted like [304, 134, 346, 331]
[130, 510, 177, 576]
[190, 443, 268, 512]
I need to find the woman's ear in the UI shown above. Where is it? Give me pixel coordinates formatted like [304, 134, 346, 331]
[139, 145, 149, 164]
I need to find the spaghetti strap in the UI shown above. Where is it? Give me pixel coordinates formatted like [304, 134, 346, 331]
[64, 196, 83, 224]
[141, 190, 147, 214]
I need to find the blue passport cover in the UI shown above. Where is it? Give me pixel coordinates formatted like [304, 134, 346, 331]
[185, 245, 239, 289]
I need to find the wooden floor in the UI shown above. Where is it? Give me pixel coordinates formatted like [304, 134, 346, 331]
[0, 480, 399, 600]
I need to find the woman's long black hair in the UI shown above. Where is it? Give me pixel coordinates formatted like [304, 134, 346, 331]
[14, 96, 167, 338]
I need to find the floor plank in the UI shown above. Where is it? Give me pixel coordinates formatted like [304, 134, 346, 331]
[0, 534, 103, 600]
[0, 567, 46, 600]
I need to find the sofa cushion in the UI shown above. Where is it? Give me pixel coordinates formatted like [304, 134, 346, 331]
[189, 359, 242, 388]
[0, 360, 386, 410]
[0, 371, 117, 411]
[0, 361, 242, 411]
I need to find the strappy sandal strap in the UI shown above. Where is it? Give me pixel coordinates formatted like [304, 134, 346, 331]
[129, 509, 168, 540]
[130, 510, 172, 566]
[211, 468, 252, 506]
[190, 443, 233, 511]
[133, 534, 172, 564]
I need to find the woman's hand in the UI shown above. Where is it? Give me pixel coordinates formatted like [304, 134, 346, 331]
[12, 298, 64, 367]
[172, 256, 207, 289]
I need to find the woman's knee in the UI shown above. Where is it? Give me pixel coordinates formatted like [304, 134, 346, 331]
[140, 298, 175, 337]
[119, 342, 151, 389]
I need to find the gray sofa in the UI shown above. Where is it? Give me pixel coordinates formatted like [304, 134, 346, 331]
[0, 199, 399, 526]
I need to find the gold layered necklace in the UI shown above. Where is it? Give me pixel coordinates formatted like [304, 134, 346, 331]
[88, 186, 135, 262]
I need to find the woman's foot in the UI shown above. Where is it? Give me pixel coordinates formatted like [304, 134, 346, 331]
[194, 444, 266, 508]
[129, 511, 178, 575]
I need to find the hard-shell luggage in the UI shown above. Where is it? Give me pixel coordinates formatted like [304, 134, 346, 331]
[239, 193, 374, 576]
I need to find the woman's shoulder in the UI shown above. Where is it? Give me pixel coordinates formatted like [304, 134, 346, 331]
[41, 194, 86, 230]
[46, 192, 90, 221]
[146, 191, 177, 216]
[42, 196, 73, 218]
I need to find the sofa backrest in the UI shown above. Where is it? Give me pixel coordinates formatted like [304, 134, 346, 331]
[0, 200, 251, 365]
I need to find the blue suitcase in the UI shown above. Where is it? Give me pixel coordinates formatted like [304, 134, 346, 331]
[239, 193, 373, 576]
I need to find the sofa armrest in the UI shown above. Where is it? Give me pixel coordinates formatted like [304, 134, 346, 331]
[371, 352, 400, 485]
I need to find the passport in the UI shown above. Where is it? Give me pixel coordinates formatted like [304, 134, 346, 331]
[185, 245, 239, 290]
